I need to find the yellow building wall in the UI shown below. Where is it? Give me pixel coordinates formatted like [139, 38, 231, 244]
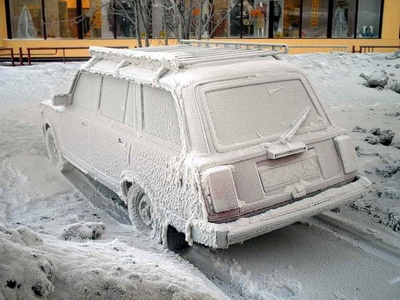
[0, 0, 6, 47]
[381, 0, 400, 40]
[0, 0, 398, 57]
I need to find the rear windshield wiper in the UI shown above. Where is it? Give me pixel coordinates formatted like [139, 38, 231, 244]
[279, 106, 310, 145]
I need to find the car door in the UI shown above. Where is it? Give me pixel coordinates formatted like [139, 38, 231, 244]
[88, 77, 133, 189]
[61, 72, 101, 169]
[129, 84, 182, 197]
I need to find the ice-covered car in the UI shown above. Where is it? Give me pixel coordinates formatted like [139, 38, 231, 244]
[40, 40, 371, 250]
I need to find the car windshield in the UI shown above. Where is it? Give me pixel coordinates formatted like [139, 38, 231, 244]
[204, 79, 328, 148]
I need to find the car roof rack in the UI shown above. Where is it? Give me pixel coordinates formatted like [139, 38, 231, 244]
[87, 40, 288, 81]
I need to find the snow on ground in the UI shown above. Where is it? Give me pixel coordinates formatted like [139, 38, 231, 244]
[0, 51, 399, 299]
[285, 52, 400, 232]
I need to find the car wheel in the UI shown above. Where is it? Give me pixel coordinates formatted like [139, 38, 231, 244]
[127, 184, 154, 232]
[45, 127, 72, 172]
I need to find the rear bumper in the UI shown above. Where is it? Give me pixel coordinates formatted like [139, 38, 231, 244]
[191, 176, 371, 249]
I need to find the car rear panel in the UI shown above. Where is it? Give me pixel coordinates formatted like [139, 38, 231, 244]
[202, 131, 358, 222]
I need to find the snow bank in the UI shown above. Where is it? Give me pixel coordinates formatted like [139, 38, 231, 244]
[0, 224, 56, 299]
[284, 52, 400, 108]
[0, 221, 224, 299]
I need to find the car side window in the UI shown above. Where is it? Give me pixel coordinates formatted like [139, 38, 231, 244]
[99, 77, 128, 122]
[124, 82, 137, 128]
[72, 73, 101, 112]
[142, 86, 181, 145]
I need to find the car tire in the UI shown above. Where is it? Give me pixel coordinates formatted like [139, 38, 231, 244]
[127, 184, 154, 232]
[167, 225, 190, 252]
[45, 127, 73, 172]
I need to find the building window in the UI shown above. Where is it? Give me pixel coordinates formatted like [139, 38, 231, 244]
[331, 0, 356, 38]
[45, 0, 78, 38]
[301, 0, 329, 38]
[212, 0, 229, 37]
[9, 0, 43, 38]
[113, 1, 136, 38]
[6, 0, 384, 40]
[282, 0, 301, 38]
[81, 0, 114, 38]
[356, 0, 382, 38]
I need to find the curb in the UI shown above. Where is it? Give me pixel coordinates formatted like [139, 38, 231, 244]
[314, 211, 400, 259]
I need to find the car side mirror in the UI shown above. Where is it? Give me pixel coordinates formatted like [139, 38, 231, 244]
[52, 94, 71, 106]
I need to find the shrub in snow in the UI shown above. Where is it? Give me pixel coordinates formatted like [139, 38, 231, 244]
[378, 129, 396, 146]
[376, 161, 400, 178]
[364, 136, 379, 145]
[390, 81, 400, 94]
[364, 128, 395, 146]
[60, 222, 106, 241]
[377, 189, 400, 200]
[370, 127, 381, 136]
[352, 126, 367, 133]
[386, 51, 400, 60]
[0, 224, 43, 247]
[361, 71, 389, 88]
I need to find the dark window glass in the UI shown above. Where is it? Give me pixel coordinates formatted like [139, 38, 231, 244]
[212, 0, 230, 37]
[356, 0, 381, 38]
[45, 0, 78, 38]
[229, 0, 242, 37]
[114, 1, 137, 38]
[302, 0, 329, 38]
[9, 0, 42, 38]
[242, 0, 268, 37]
[81, 0, 114, 38]
[332, 0, 356, 38]
[282, 0, 301, 38]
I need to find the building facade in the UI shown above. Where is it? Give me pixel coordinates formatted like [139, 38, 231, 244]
[0, 0, 399, 54]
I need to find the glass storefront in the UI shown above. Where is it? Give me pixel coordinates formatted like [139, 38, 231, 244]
[45, 0, 78, 38]
[6, 0, 384, 40]
[9, 0, 42, 38]
[283, 0, 301, 38]
[81, 0, 114, 38]
[301, 0, 329, 38]
[357, 0, 381, 38]
[332, 0, 356, 38]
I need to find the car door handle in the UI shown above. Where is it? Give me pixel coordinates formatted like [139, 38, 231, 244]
[118, 137, 127, 147]
[81, 120, 88, 127]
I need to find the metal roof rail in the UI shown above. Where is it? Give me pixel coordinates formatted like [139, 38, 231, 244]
[180, 39, 289, 54]
[88, 46, 181, 71]
[88, 41, 289, 81]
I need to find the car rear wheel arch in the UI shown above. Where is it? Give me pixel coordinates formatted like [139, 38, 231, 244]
[125, 181, 191, 251]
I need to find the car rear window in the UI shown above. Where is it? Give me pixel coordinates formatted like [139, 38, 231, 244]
[205, 79, 327, 148]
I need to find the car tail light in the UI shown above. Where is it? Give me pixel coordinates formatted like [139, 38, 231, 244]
[202, 165, 239, 213]
[334, 135, 358, 174]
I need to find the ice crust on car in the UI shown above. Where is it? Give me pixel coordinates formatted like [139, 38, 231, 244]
[39, 43, 370, 249]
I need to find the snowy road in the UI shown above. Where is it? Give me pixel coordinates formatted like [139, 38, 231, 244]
[68, 167, 400, 300]
[183, 215, 400, 300]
